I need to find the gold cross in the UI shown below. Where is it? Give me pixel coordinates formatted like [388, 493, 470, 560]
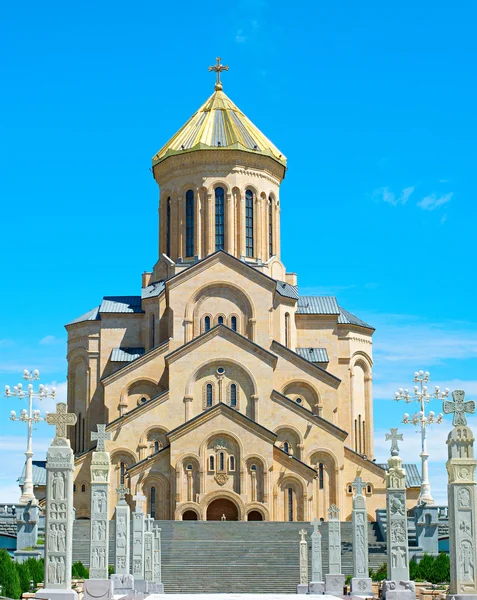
[208, 57, 229, 91]
[46, 402, 77, 439]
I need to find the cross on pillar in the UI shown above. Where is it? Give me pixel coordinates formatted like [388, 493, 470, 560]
[328, 504, 340, 520]
[385, 427, 403, 456]
[299, 528, 307, 542]
[311, 517, 320, 534]
[352, 475, 367, 497]
[91, 424, 112, 452]
[443, 389, 476, 426]
[133, 492, 146, 513]
[46, 402, 77, 439]
[208, 57, 229, 91]
[116, 484, 130, 502]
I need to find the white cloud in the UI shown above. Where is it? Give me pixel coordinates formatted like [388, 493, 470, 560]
[418, 192, 453, 211]
[39, 335, 61, 345]
[373, 186, 415, 206]
[33, 380, 68, 412]
[236, 30, 246, 43]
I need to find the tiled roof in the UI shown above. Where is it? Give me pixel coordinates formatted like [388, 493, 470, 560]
[18, 460, 46, 486]
[67, 306, 100, 326]
[0, 521, 17, 537]
[377, 463, 422, 488]
[111, 347, 145, 362]
[99, 296, 143, 314]
[276, 281, 299, 300]
[142, 281, 165, 300]
[296, 347, 329, 363]
[338, 307, 374, 330]
[297, 296, 340, 315]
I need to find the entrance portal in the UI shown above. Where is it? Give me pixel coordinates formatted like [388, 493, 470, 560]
[206, 498, 239, 521]
[247, 510, 263, 521]
[182, 510, 198, 520]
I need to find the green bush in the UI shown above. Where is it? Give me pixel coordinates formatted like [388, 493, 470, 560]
[418, 554, 436, 583]
[409, 558, 419, 580]
[14, 561, 31, 594]
[108, 565, 114, 576]
[432, 553, 450, 583]
[72, 561, 89, 579]
[345, 574, 353, 586]
[0, 549, 22, 599]
[372, 563, 387, 581]
[24, 557, 44, 586]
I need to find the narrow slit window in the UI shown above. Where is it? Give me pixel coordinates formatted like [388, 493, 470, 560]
[245, 190, 254, 257]
[166, 197, 171, 257]
[151, 486, 156, 519]
[206, 383, 213, 407]
[230, 383, 237, 407]
[219, 452, 225, 471]
[269, 196, 273, 257]
[204, 316, 211, 332]
[231, 316, 237, 331]
[215, 187, 225, 251]
[186, 190, 194, 257]
[209, 455, 215, 471]
[318, 463, 324, 490]
[288, 487, 293, 521]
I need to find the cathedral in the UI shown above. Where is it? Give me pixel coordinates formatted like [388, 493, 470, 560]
[67, 60, 419, 522]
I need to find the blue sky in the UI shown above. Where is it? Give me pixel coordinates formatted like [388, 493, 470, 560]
[1, 1, 476, 504]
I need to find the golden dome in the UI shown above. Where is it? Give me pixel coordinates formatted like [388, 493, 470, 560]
[152, 88, 286, 168]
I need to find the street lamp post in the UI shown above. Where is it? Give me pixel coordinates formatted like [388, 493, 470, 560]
[5, 369, 56, 505]
[394, 369, 449, 505]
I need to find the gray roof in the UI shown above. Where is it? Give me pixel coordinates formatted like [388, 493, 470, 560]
[297, 296, 340, 314]
[338, 307, 374, 330]
[111, 347, 145, 362]
[18, 460, 46, 486]
[100, 296, 143, 314]
[377, 463, 422, 488]
[296, 347, 329, 363]
[142, 281, 165, 300]
[67, 306, 100, 326]
[276, 281, 299, 300]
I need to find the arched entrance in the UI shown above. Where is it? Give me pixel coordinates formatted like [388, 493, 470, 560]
[183, 510, 198, 521]
[206, 498, 239, 521]
[247, 510, 263, 521]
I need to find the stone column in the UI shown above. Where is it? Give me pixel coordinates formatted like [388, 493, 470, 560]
[443, 390, 477, 600]
[132, 493, 146, 583]
[297, 528, 309, 594]
[325, 504, 345, 596]
[144, 516, 154, 583]
[151, 525, 164, 593]
[35, 403, 78, 600]
[88, 425, 112, 581]
[382, 428, 415, 600]
[309, 518, 325, 594]
[110, 484, 134, 596]
[351, 476, 373, 596]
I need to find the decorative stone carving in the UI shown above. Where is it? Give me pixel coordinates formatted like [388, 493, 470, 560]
[35, 402, 78, 600]
[325, 504, 345, 596]
[351, 475, 374, 595]
[89, 425, 111, 580]
[144, 516, 155, 583]
[308, 517, 324, 594]
[83, 579, 114, 600]
[152, 525, 164, 593]
[383, 428, 415, 600]
[444, 390, 477, 600]
[115, 484, 130, 576]
[214, 473, 229, 486]
[296, 529, 309, 594]
[132, 493, 146, 581]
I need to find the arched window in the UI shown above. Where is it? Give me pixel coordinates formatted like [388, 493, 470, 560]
[166, 197, 171, 257]
[318, 463, 324, 490]
[120, 462, 126, 485]
[154, 440, 160, 453]
[229, 455, 235, 471]
[288, 487, 294, 521]
[367, 485, 372, 495]
[206, 383, 213, 407]
[245, 190, 254, 257]
[204, 316, 211, 332]
[215, 187, 225, 251]
[231, 316, 237, 331]
[73, 484, 76, 492]
[217, 315, 224, 325]
[186, 190, 194, 257]
[269, 196, 273, 257]
[209, 455, 215, 471]
[150, 487, 156, 519]
[81, 484, 86, 493]
[219, 452, 225, 471]
[230, 383, 237, 407]
[285, 312, 290, 348]
[283, 441, 290, 454]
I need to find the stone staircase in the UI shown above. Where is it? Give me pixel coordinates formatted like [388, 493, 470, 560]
[72, 521, 388, 593]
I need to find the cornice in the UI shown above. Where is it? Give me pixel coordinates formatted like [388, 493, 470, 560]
[101, 340, 170, 385]
[106, 390, 169, 430]
[273, 446, 317, 478]
[344, 446, 386, 478]
[127, 445, 171, 477]
[271, 341, 341, 387]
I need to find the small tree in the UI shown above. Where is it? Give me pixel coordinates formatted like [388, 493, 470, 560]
[409, 558, 419, 581]
[0, 549, 22, 599]
[14, 561, 31, 594]
[417, 554, 436, 583]
[373, 563, 387, 581]
[72, 561, 89, 579]
[431, 553, 450, 584]
[24, 557, 44, 586]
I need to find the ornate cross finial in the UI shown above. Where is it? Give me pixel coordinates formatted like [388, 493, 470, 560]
[133, 492, 146, 513]
[443, 390, 476, 427]
[91, 424, 112, 452]
[208, 57, 229, 91]
[328, 504, 340, 520]
[385, 428, 403, 456]
[352, 475, 367, 497]
[46, 402, 77, 439]
[311, 517, 320, 534]
[299, 528, 307, 542]
[116, 484, 130, 502]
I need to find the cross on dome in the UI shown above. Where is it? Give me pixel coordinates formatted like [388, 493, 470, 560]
[91, 424, 112, 452]
[208, 57, 229, 91]
[385, 428, 403, 456]
[46, 402, 77, 439]
[443, 389, 476, 427]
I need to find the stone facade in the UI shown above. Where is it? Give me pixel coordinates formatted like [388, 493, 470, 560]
[66, 79, 420, 522]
